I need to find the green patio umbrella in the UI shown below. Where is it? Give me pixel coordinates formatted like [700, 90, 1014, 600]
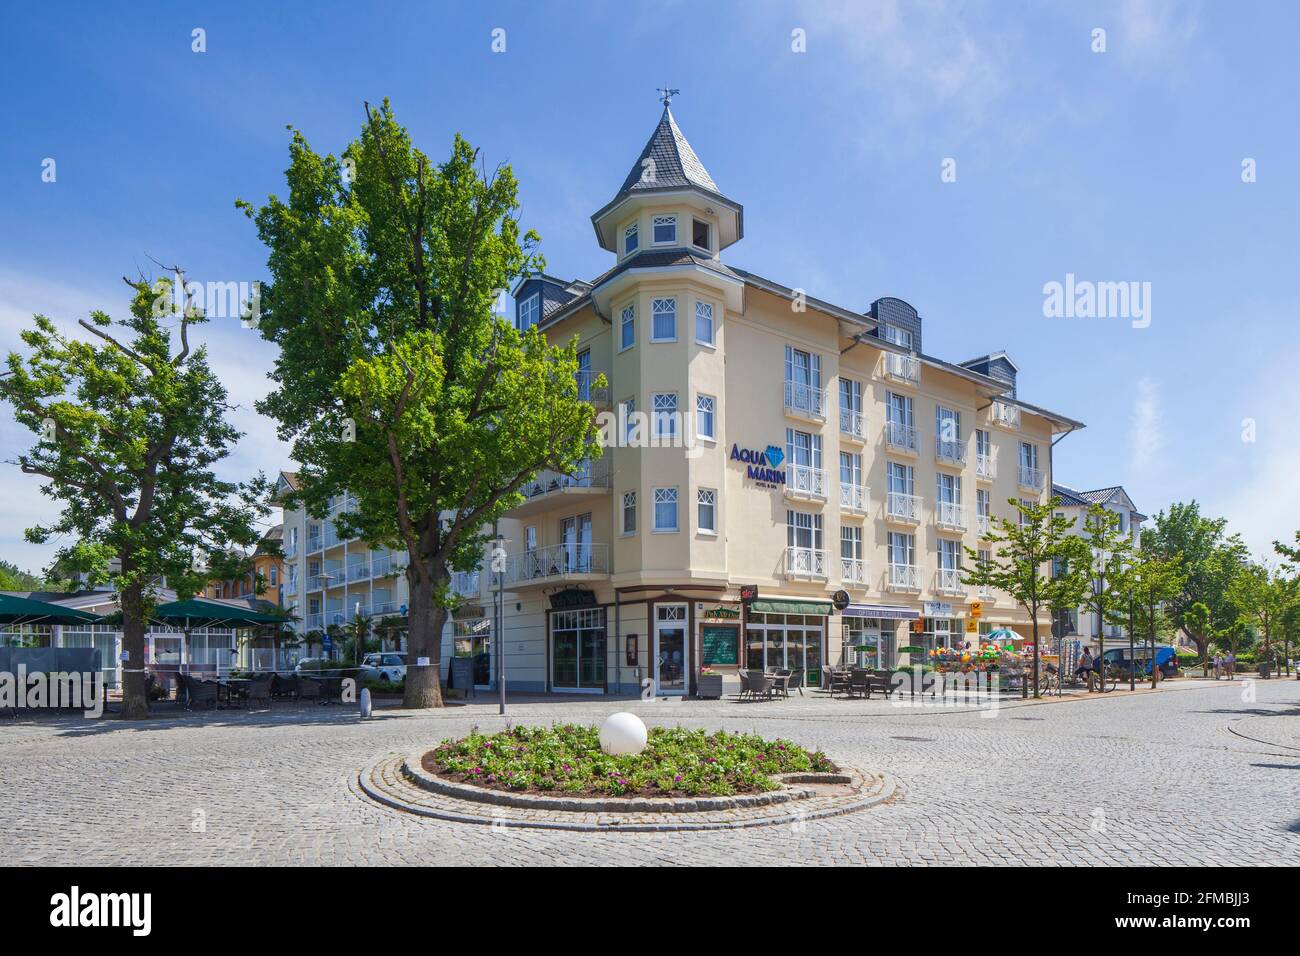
[0, 593, 102, 626]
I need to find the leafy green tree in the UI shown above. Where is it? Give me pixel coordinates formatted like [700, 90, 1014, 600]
[963, 497, 1090, 697]
[0, 273, 269, 718]
[1075, 505, 1134, 690]
[1127, 548, 1186, 686]
[1183, 602, 1213, 669]
[0, 560, 45, 591]
[1227, 562, 1296, 674]
[1143, 501, 1247, 640]
[242, 102, 601, 708]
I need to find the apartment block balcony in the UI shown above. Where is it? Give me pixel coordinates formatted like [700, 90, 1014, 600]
[509, 457, 611, 517]
[978, 584, 996, 601]
[935, 501, 967, 531]
[885, 421, 919, 455]
[976, 513, 991, 537]
[885, 491, 921, 524]
[935, 568, 966, 595]
[839, 408, 867, 443]
[784, 380, 827, 421]
[452, 570, 481, 597]
[307, 532, 322, 553]
[370, 600, 402, 617]
[935, 438, 967, 467]
[840, 557, 867, 586]
[991, 401, 1020, 429]
[839, 482, 868, 514]
[784, 546, 829, 580]
[304, 612, 324, 632]
[574, 370, 611, 408]
[503, 543, 609, 588]
[884, 353, 920, 385]
[283, 541, 298, 560]
[975, 454, 996, 481]
[1018, 466, 1046, 492]
[784, 463, 827, 501]
[886, 563, 921, 591]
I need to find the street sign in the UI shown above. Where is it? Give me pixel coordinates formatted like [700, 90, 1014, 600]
[965, 619, 978, 633]
[739, 584, 759, 605]
[831, 589, 851, 611]
[970, 600, 983, 620]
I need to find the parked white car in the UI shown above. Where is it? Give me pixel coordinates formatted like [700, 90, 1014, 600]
[361, 652, 407, 683]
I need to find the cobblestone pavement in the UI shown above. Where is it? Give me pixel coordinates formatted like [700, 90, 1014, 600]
[3, 677, 1298, 865]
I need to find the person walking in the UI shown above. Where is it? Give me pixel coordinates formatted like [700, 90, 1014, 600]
[1213, 652, 1223, 680]
[1225, 650, 1236, 679]
[1075, 647, 1095, 691]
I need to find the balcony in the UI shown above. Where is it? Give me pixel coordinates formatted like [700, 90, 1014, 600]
[884, 353, 920, 385]
[975, 453, 996, 481]
[509, 457, 611, 517]
[935, 501, 967, 531]
[886, 563, 921, 591]
[935, 438, 967, 467]
[307, 533, 322, 553]
[1018, 466, 1046, 492]
[840, 556, 867, 585]
[839, 482, 868, 514]
[283, 541, 298, 560]
[304, 612, 323, 632]
[991, 401, 1020, 429]
[785, 546, 829, 580]
[976, 513, 991, 537]
[885, 421, 919, 455]
[574, 370, 610, 408]
[784, 380, 827, 421]
[839, 408, 867, 443]
[885, 492, 921, 524]
[784, 463, 827, 501]
[503, 543, 609, 588]
[452, 570, 481, 597]
[370, 600, 402, 617]
[978, 584, 996, 601]
[935, 568, 965, 595]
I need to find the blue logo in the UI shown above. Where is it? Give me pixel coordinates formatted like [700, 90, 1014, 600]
[764, 445, 785, 468]
[730, 443, 786, 487]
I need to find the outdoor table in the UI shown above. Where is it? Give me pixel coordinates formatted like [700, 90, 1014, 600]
[770, 673, 789, 697]
[222, 678, 250, 707]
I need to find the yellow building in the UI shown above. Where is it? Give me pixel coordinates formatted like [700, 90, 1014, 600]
[491, 102, 1083, 696]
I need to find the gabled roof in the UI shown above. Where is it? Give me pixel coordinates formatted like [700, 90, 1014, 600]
[960, 351, 1020, 373]
[1053, 484, 1145, 519]
[1051, 484, 1092, 508]
[616, 105, 720, 196]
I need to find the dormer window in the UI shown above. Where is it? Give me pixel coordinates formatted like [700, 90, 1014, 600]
[692, 218, 711, 250]
[517, 292, 539, 331]
[624, 223, 639, 255]
[652, 215, 677, 245]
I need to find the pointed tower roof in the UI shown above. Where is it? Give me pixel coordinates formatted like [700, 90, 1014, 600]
[591, 101, 743, 253]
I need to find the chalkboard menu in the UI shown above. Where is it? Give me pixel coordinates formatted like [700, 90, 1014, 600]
[450, 657, 475, 697]
[701, 625, 738, 666]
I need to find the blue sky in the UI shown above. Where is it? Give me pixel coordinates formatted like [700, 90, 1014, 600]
[2, 0, 1298, 573]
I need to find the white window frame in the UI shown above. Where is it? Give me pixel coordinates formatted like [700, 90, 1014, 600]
[621, 491, 637, 536]
[517, 292, 540, 331]
[619, 303, 635, 351]
[622, 397, 637, 445]
[651, 297, 677, 343]
[694, 299, 714, 346]
[695, 393, 716, 441]
[652, 215, 677, 245]
[653, 487, 679, 533]
[691, 217, 711, 251]
[697, 488, 717, 534]
[652, 392, 677, 440]
[624, 222, 639, 255]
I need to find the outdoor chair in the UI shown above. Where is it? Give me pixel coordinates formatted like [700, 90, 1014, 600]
[748, 673, 774, 701]
[785, 668, 805, 697]
[826, 668, 851, 697]
[243, 673, 274, 711]
[296, 676, 322, 703]
[735, 670, 752, 701]
[849, 668, 870, 699]
[179, 673, 218, 711]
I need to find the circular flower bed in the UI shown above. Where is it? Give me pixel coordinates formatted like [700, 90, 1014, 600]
[423, 724, 834, 798]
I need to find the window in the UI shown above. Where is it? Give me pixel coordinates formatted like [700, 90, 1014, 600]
[886, 391, 913, 427]
[575, 348, 592, 401]
[840, 451, 862, 487]
[1020, 442, 1039, 471]
[936, 405, 961, 444]
[976, 428, 991, 457]
[651, 297, 676, 341]
[936, 472, 961, 504]
[697, 488, 717, 533]
[841, 525, 862, 560]
[888, 531, 915, 566]
[692, 218, 711, 250]
[786, 510, 823, 550]
[695, 300, 714, 345]
[939, 538, 961, 571]
[887, 461, 914, 496]
[269, 566, 278, 586]
[524, 526, 538, 553]
[786, 428, 822, 470]
[653, 487, 679, 532]
[622, 397, 638, 445]
[652, 392, 677, 440]
[977, 488, 991, 518]
[883, 324, 912, 349]
[619, 304, 635, 350]
[652, 215, 677, 244]
[624, 222, 639, 255]
[784, 345, 821, 390]
[622, 491, 637, 535]
[696, 394, 716, 440]
[517, 293, 539, 331]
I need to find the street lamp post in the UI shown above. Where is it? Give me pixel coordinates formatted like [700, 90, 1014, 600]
[1128, 573, 1137, 692]
[1094, 545, 1109, 693]
[493, 529, 507, 716]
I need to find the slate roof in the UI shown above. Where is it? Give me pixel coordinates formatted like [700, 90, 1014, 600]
[1052, 484, 1145, 519]
[1051, 484, 1092, 508]
[616, 105, 720, 196]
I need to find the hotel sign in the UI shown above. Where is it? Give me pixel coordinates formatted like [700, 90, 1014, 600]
[730, 443, 785, 487]
[702, 605, 741, 620]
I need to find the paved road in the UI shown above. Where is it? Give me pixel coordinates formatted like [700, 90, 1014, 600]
[3, 678, 1298, 865]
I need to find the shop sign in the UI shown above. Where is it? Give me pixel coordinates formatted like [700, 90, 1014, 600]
[965, 619, 979, 633]
[730, 443, 786, 487]
[831, 589, 851, 611]
[549, 587, 597, 610]
[923, 601, 953, 618]
[739, 584, 759, 605]
[702, 606, 741, 620]
[452, 603, 485, 620]
[969, 600, 983, 620]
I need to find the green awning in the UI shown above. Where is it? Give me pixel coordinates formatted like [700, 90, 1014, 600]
[749, 598, 834, 616]
[100, 599, 290, 628]
[0, 594, 102, 626]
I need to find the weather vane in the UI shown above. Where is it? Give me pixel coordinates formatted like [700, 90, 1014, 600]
[657, 87, 680, 108]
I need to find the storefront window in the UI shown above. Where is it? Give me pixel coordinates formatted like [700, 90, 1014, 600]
[744, 613, 824, 679]
[552, 608, 606, 690]
[453, 619, 493, 686]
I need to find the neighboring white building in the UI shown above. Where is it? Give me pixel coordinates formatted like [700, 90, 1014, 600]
[1052, 484, 1146, 651]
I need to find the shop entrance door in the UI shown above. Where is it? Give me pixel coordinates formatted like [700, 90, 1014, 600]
[654, 604, 688, 695]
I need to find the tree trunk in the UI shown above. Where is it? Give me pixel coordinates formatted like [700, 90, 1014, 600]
[119, 581, 149, 720]
[401, 561, 447, 709]
[1031, 614, 1040, 699]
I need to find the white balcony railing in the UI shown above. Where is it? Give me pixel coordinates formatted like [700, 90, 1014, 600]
[839, 482, 868, 513]
[574, 370, 609, 406]
[785, 547, 829, 579]
[885, 421, 918, 453]
[1019, 466, 1045, 491]
[785, 463, 827, 499]
[935, 439, 967, 466]
[304, 613, 324, 632]
[887, 563, 921, 590]
[452, 570, 481, 596]
[519, 457, 610, 500]
[370, 600, 401, 617]
[371, 552, 396, 578]
[976, 453, 996, 480]
[886, 491, 921, 523]
[840, 557, 867, 585]
[784, 380, 827, 419]
[307, 534, 322, 553]
[283, 541, 298, 560]
[977, 513, 991, 536]
[885, 353, 920, 384]
[504, 543, 609, 586]
[935, 501, 967, 530]
[978, 584, 996, 600]
[992, 401, 1020, 428]
[936, 568, 965, 594]
[839, 408, 866, 441]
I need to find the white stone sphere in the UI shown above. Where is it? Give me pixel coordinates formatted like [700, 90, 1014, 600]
[599, 712, 648, 755]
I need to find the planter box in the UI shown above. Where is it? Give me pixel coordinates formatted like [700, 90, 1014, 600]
[696, 674, 724, 699]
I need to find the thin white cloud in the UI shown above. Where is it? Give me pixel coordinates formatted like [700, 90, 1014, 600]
[1110, 0, 1201, 67]
[1129, 376, 1163, 472]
